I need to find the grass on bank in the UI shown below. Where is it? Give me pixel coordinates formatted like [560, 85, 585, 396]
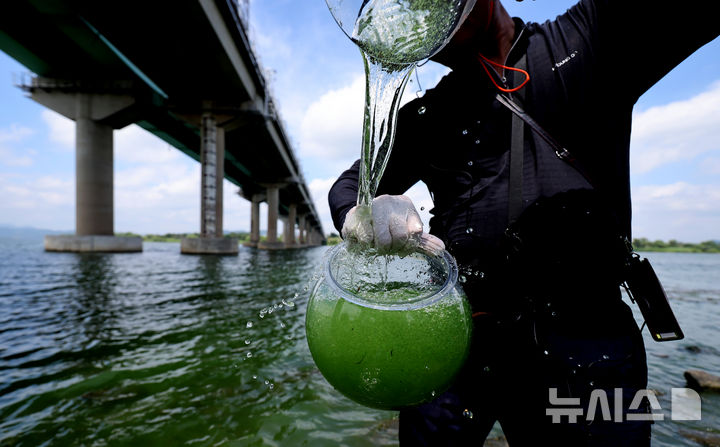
[632, 238, 720, 253]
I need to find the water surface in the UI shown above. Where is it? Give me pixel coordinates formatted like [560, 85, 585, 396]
[0, 239, 718, 445]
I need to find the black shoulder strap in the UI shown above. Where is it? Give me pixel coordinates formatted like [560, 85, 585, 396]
[496, 92, 596, 189]
[508, 55, 527, 224]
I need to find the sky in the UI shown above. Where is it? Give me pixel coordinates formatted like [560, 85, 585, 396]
[0, 1, 719, 241]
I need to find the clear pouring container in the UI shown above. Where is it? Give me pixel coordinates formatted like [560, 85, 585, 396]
[305, 243, 472, 410]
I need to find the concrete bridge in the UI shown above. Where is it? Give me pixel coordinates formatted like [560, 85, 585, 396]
[0, 0, 325, 253]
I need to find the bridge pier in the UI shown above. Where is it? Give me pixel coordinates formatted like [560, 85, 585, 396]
[258, 184, 284, 250]
[297, 215, 306, 246]
[181, 112, 238, 255]
[38, 89, 141, 253]
[284, 203, 297, 248]
[243, 194, 262, 248]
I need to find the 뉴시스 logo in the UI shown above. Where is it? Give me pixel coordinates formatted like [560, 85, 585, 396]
[546, 388, 702, 423]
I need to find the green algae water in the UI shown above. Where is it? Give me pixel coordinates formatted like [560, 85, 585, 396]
[305, 244, 473, 410]
[306, 281, 472, 409]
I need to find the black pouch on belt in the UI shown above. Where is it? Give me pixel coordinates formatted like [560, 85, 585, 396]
[623, 250, 684, 341]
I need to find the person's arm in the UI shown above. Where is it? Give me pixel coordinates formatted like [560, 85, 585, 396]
[328, 159, 362, 234]
[562, 0, 720, 101]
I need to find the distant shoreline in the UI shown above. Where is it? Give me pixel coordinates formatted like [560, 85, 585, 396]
[632, 238, 720, 254]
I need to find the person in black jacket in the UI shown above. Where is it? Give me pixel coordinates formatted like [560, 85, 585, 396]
[329, 1, 720, 445]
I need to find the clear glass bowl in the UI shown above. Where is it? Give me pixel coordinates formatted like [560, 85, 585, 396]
[325, 0, 477, 65]
[305, 243, 472, 409]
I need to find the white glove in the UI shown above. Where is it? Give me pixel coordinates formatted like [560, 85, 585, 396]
[341, 195, 445, 256]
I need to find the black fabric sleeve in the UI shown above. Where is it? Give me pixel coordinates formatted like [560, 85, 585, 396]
[328, 159, 361, 233]
[327, 98, 426, 233]
[564, 0, 720, 102]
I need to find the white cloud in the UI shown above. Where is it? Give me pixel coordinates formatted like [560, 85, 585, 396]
[0, 173, 74, 228]
[632, 182, 720, 242]
[300, 75, 364, 162]
[308, 177, 338, 234]
[0, 124, 33, 143]
[0, 146, 34, 167]
[700, 156, 720, 175]
[0, 124, 35, 167]
[42, 110, 74, 150]
[115, 125, 180, 164]
[631, 81, 720, 174]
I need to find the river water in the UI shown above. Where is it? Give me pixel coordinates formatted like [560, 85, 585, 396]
[0, 237, 718, 446]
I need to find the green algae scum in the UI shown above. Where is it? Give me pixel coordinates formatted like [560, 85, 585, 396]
[305, 245, 473, 410]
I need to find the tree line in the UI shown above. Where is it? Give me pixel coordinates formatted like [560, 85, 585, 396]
[632, 238, 720, 253]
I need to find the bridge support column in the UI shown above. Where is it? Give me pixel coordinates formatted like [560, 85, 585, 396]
[181, 113, 237, 255]
[44, 92, 141, 253]
[258, 185, 284, 250]
[308, 228, 319, 246]
[243, 194, 262, 248]
[298, 215, 306, 246]
[284, 203, 297, 248]
[304, 219, 314, 246]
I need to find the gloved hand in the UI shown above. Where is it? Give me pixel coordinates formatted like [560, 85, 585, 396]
[341, 195, 445, 256]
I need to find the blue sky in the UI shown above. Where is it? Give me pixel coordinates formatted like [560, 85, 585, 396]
[0, 0, 719, 241]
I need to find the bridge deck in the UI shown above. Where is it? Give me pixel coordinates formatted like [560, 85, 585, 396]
[0, 0, 322, 230]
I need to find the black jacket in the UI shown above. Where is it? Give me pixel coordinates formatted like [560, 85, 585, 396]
[328, 0, 720, 307]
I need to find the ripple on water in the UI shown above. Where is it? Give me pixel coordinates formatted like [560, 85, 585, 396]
[0, 240, 718, 446]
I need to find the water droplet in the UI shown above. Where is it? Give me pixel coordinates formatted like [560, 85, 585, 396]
[467, 161, 474, 167]
[602, 354, 610, 360]
[543, 350, 549, 356]
[252, 375, 257, 380]
[571, 369, 577, 375]
[466, 227, 474, 234]
[589, 381, 595, 387]
[245, 339, 251, 345]
[475, 139, 481, 145]
[551, 311, 557, 317]
[246, 352, 253, 358]
[420, 207, 425, 211]
[425, 365, 429, 370]
[246, 321, 253, 328]
[268, 383, 275, 390]
[463, 409, 474, 419]
[462, 129, 468, 135]
[483, 366, 490, 373]
[459, 275, 467, 284]
[418, 106, 426, 115]
[279, 322, 286, 329]
[264, 380, 270, 385]
[431, 391, 436, 397]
